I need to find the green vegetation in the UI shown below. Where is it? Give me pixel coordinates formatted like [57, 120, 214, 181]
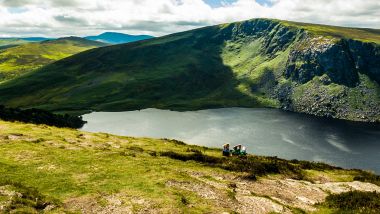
[354, 171, 380, 186]
[0, 38, 29, 47]
[318, 191, 380, 213]
[0, 19, 378, 122]
[0, 120, 379, 213]
[0, 105, 86, 128]
[160, 150, 339, 179]
[280, 20, 380, 44]
[0, 37, 106, 82]
[0, 180, 60, 213]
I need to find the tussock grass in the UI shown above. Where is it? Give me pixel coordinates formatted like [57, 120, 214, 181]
[320, 191, 380, 214]
[354, 171, 380, 186]
[160, 149, 341, 179]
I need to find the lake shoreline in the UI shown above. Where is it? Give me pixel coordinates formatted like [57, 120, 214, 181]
[81, 108, 380, 174]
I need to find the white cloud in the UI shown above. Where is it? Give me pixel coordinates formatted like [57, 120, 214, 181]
[0, 0, 379, 37]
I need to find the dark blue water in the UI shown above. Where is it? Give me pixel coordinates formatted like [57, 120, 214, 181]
[81, 108, 380, 174]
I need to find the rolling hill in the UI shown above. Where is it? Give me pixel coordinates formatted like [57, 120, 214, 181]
[85, 32, 153, 44]
[0, 19, 379, 122]
[0, 37, 106, 82]
[0, 37, 51, 48]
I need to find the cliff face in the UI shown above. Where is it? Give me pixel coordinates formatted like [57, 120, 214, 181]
[348, 40, 380, 84]
[285, 36, 380, 86]
[278, 32, 380, 122]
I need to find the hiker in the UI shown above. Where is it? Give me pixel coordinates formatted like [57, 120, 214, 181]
[241, 146, 247, 156]
[232, 144, 247, 156]
[222, 143, 230, 156]
[232, 144, 241, 156]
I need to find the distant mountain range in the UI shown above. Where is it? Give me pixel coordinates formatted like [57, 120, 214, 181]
[85, 32, 154, 44]
[0, 32, 154, 47]
[21, 37, 52, 42]
[0, 32, 153, 82]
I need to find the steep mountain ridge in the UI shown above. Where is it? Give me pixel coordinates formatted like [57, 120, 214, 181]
[0, 19, 379, 122]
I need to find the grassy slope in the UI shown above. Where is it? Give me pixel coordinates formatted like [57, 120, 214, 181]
[0, 19, 378, 119]
[0, 120, 379, 213]
[0, 25, 255, 112]
[0, 37, 106, 82]
[0, 38, 29, 47]
[280, 20, 380, 44]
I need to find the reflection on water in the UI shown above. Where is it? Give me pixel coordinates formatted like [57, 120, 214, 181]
[81, 108, 380, 173]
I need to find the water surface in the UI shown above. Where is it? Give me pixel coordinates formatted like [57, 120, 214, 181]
[82, 108, 380, 173]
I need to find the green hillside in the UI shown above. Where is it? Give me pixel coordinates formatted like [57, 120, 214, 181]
[0, 19, 379, 122]
[0, 38, 29, 47]
[279, 20, 380, 44]
[0, 37, 106, 82]
[1, 120, 379, 213]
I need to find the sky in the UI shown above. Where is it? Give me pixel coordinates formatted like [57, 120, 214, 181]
[0, 0, 379, 38]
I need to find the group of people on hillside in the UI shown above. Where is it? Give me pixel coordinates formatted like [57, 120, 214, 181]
[222, 143, 247, 157]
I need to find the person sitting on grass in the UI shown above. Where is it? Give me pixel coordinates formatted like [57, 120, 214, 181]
[232, 144, 241, 156]
[241, 146, 247, 156]
[231, 144, 247, 156]
[222, 143, 231, 156]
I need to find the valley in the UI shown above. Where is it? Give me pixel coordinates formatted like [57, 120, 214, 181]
[0, 19, 378, 122]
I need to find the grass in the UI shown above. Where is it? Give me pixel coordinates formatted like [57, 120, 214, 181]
[0, 180, 60, 213]
[0, 38, 30, 47]
[0, 37, 105, 82]
[318, 191, 380, 213]
[280, 19, 380, 44]
[291, 74, 380, 122]
[160, 150, 342, 179]
[353, 171, 380, 186]
[0, 120, 379, 213]
[0, 120, 238, 213]
[0, 24, 261, 113]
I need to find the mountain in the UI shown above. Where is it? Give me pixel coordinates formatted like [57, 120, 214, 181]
[0, 37, 51, 47]
[21, 37, 51, 42]
[0, 38, 29, 48]
[0, 37, 106, 82]
[0, 32, 153, 48]
[0, 19, 379, 122]
[85, 32, 154, 44]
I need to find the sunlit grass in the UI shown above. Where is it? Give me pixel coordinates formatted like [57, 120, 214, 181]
[0, 37, 105, 82]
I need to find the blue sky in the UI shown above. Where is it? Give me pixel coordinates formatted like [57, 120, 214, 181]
[204, 0, 272, 7]
[203, 0, 237, 7]
[0, 0, 379, 37]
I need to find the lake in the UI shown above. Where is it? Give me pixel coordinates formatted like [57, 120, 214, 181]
[81, 108, 380, 174]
